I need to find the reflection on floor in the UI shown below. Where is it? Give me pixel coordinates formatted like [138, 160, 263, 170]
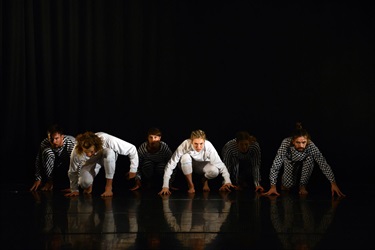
[1, 184, 374, 250]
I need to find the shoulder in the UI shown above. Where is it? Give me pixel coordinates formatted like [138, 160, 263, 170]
[308, 140, 316, 146]
[95, 132, 107, 138]
[96, 132, 128, 144]
[65, 135, 76, 142]
[138, 141, 147, 149]
[225, 139, 236, 145]
[204, 140, 216, 149]
[281, 137, 292, 144]
[177, 139, 191, 151]
[40, 137, 49, 144]
[180, 139, 190, 146]
[39, 138, 51, 148]
[278, 138, 292, 149]
[160, 141, 170, 148]
[250, 141, 260, 149]
[223, 139, 237, 150]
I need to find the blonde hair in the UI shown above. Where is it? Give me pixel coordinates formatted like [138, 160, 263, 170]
[190, 129, 206, 140]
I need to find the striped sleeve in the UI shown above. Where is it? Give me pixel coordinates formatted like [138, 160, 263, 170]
[221, 139, 239, 182]
[249, 141, 262, 187]
[34, 138, 52, 181]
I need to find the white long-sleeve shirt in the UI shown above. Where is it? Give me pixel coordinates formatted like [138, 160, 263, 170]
[68, 132, 139, 192]
[162, 139, 231, 188]
[96, 132, 139, 172]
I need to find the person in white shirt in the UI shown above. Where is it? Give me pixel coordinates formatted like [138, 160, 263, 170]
[158, 129, 235, 195]
[65, 131, 139, 197]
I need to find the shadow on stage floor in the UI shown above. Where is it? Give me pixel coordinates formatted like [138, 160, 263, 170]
[1, 182, 374, 250]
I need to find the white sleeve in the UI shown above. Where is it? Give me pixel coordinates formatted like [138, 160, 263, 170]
[68, 148, 81, 192]
[97, 132, 139, 173]
[162, 140, 189, 188]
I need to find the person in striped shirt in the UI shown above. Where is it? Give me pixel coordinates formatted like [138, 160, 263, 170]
[221, 131, 264, 192]
[158, 129, 236, 195]
[131, 127, 177, 191]
[30, 124, 76, 191]
[64, 131, 139, 197]
[263, 122, 346, 197]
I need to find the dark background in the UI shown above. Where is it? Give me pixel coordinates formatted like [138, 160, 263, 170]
[1, 1, 374, 195]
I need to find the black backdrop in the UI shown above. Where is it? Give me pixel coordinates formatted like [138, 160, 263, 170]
[1, 1, 374, 194]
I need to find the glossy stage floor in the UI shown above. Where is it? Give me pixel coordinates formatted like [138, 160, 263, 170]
[2, 182, 374, 250]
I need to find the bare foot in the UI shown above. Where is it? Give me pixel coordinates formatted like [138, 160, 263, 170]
[187, 187, 195, 193]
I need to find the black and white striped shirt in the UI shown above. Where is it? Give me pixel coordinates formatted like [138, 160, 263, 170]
[221, 138, 262, 186]
[137, 141, 173, 165]
[34, 135, 76, 181]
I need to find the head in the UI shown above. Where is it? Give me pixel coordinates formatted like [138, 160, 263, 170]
[190, 129, 206, 152]
[291, 122, 311, 152]
[47, 124, 65, 149]
[75, 131, 103, 157]
[235, 131, 257, 153]
[147, 127, 162, 149]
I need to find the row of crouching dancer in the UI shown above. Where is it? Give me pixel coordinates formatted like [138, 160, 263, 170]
[30, 123, 346, 198]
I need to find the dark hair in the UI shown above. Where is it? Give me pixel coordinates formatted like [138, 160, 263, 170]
[147, 127, 162, 137]
[291, 122, 311, 141]
[47, 124, 64, 136]
[235, 131, 257, 144]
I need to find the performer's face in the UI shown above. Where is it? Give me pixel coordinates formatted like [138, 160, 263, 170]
[147, 134, 161, 149]
[83, 145, 96, 157]
[237, 140, 251, 153]
[192, 138, 205, 152]
[48, 132, 64, 149]
[292, 136, 308, 152]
